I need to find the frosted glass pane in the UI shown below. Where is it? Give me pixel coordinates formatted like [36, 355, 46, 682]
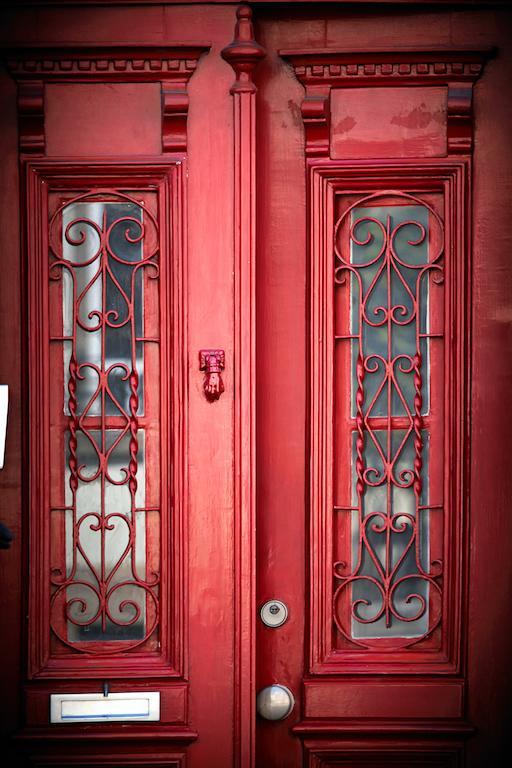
[350, 205, 430, 418]
[351, 430, 430, 639]
[64, 430, 146, 642]
[62, 201, 144, 417]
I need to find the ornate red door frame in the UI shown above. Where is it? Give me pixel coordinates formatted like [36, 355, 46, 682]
[1, 3, 503, 766]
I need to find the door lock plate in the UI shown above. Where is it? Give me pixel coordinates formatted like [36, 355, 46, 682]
[260, 599, 288, 628]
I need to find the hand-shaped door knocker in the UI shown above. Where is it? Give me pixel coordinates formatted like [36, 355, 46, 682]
[199, 350, 225, 402]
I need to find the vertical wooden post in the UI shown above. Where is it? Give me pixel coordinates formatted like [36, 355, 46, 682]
[222, 7, 265, 767]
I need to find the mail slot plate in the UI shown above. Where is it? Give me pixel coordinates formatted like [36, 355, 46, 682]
[50, 691, 160, 723]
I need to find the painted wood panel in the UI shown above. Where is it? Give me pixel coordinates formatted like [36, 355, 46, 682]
[330, 86, 447, 158]
[45, 84, 162, 156]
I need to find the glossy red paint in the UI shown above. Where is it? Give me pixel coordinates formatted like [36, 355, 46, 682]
[0, 3, 511, 768]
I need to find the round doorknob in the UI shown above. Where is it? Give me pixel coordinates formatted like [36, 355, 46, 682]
[256, 685, 294, 721]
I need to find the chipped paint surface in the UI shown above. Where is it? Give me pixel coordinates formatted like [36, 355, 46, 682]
[331, 86, 447, 158]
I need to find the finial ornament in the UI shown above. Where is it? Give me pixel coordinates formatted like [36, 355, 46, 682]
[221, 5, 266, 93]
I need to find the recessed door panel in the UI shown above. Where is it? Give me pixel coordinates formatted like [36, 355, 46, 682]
[26, 164, 185, 680]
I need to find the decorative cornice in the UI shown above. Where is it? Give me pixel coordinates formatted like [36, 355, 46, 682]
[280, 48, 493, 87]
[4, 45, 209, 83]
[221, 5, 265, 93]
[280, 48, 494, 157]
[4, 44, 210, 155]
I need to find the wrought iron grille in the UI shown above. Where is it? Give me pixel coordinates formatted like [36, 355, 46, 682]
[332, 191, 444, 649]
[48, 190, 160, 654]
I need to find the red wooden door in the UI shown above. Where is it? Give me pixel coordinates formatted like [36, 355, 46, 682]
[0, 7, 240, 767]
[253, 4, 512, 767]
[0, 3, 511, 768]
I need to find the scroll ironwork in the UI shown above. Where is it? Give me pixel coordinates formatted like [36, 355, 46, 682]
[332, 191, 444, 649]
[48, 190, 160, 654]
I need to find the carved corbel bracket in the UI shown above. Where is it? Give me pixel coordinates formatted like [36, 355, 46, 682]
[221, 5, 265, 93]
[299, 87, 331, 158]
[4, 44, 210, 154]
[280, 48, 494, 157]
[17, 80, 45, 154]
[447, 83, 475, 154]
[161, 86, 190, 154]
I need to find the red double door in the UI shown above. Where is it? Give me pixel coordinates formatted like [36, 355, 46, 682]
[0, 2, 511, 767]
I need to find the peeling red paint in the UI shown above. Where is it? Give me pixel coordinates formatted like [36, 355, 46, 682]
[334, 115, 357, 134]
[391, 104, 444, 130]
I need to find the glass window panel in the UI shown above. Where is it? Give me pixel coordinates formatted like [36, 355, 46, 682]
[350, 205, 430, 418]
[333, 199, 440, 646]
[64, 430, 146, 642]
[50, 192, 160, 651]
[351, 430, 430, 639]
[62, 201, 144, 417]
